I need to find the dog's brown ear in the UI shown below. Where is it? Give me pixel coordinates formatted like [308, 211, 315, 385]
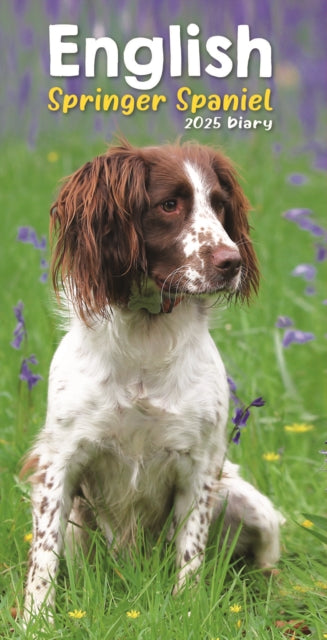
[50, 143, 149, 321]
[210, 151, 259, 301]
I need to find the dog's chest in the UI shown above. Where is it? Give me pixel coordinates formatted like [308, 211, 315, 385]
[80, 371, 225, 537]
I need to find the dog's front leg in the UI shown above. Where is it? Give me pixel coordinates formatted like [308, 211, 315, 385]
[173, 476, 216, 593]
[23, 450, 80, 623]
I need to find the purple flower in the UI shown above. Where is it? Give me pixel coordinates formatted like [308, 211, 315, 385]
[291, 264, 316, 281]
[305, 285, 316, 296]
[227, 376, 237, 393]
[39, 272, 48, 284]
[315, 244, 327, 262]
[272, 143, 282, 154]
[287, 173, 308, 186]
[297, 218, 326, 237]
[17, 226, 48, 282]
[283, 210, 326, 239]
[19, 356, 42, 391]
[17, 227, 31, 242]
[314, 150, 327, 172]
[282, 329, 315, 348]
[232, 430, 241, 445]
[11, 301, 27, 349]
[230, 395, 265, 445]
[17, 226, 46, 250]
[275, 316, 293, 328]
[250, 397, 265, 407]
[283, 208, 313, 221]
[232, 407, 250, 428]
[227, 376, 240, 406]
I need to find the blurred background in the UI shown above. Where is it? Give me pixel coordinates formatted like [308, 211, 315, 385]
[0, 0, 326, 158]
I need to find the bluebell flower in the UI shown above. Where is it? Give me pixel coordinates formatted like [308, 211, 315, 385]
[287, 173, 308, 186]
[275, 316, 293, 328]
[283, 209, 326, 239]
[250, 397, 265, 407]
[230, 394, 265, 445]
[17, 226, 46, 249]
[282, 329, 315, 348]
[19, 356, 42, 391]
[283, 208, 313, 221]
[11, 301, 27, 349]
[291, 264, 316, 281]
[315, 244, 327, 262]
[227, 376, 240, 406]
[297, 218, 326, 237]
[17, 226, 48, 282]
[232, 407, 250, 428]
[314, 150, 327, 172]
[39, 272, 48, 284]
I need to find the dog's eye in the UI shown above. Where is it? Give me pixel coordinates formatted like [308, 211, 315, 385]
[161, 199, 177, 213]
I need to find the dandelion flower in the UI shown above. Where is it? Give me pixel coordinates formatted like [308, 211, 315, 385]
[24, 533, 33, 543]
[236, 619, 242, 628]
[262, 452, 280, 462]
[284, 423, 314, 433]
[68, 609, 86, 619]
[47, 151, 59, 163]
[301, 519, 314, 529]
[230, 604, 242, 613]
[126, 609, 141, 619]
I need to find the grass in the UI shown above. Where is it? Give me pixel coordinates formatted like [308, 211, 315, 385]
[0, 131, 326, 639]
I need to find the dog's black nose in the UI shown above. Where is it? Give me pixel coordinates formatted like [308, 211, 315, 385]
[212, 245, 242, 277]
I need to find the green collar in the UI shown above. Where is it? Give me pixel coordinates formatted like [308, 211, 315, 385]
[127, 279, 182, 315]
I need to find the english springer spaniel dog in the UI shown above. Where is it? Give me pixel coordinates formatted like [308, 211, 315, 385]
[23, 140, 283, 622]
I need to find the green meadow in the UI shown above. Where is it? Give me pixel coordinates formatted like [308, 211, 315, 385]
[0, 128, 326, 639]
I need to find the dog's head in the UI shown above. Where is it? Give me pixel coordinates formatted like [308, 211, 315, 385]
[51, 140, 259, 319]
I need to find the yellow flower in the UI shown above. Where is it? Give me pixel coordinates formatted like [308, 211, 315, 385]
[68, 609, 86, 619]
[236, 619, 242, 629]
[47, 151, 59, 163]
[315, 581, 327, 590]
[24, 533, 33, 543]
[126, 609, 141, 619]
[230, 604, 242, 613]
[293, 584, 309, 593]
[301, 519, 314, 529]
[284, 423, 314, 433]
[262, 452, 280, 462]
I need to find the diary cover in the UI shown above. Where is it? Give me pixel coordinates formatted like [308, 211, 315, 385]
[1, 1, 326, 636]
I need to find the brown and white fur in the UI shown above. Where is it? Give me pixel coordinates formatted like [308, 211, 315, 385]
[23, 140, 283, 622]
